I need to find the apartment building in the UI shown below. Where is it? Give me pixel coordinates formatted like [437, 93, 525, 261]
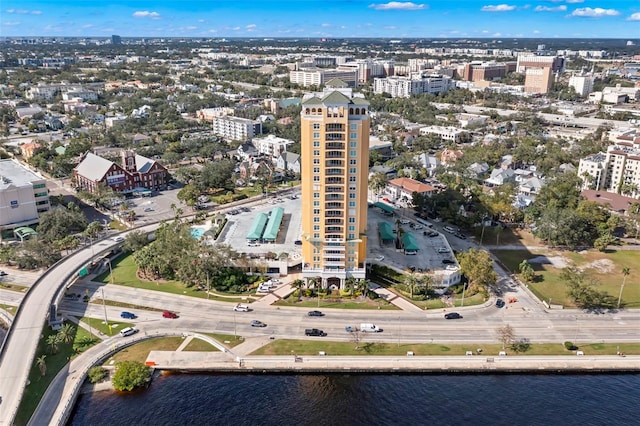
[373, 74, 453, 98]
[578, 140, 640, 198]
[462, 61, 516, 82]
[252, 134, 295, 160]
[419, 125, 468, 142]
[300, 85, 370, 289]
[568, 74, 594, 97]
[212, 116, 262, 141]
[0, 159, 50, 233]
[516, 55, 565, 73]
[289, 68, 358, 87]
[524, 67, 553, 94]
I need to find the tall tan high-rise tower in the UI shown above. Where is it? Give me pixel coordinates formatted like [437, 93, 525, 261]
[300, 83, 370, 289]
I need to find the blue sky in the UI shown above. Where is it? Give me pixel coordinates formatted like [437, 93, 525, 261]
[2, 1, 639, 38]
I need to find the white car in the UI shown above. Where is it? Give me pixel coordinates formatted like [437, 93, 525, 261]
[400, 219, 410, 225]
[113, 236, 125, 243]
[375, 255, 385, 261]
[437, 247, 450, 253]
[233, 304, 251, 312]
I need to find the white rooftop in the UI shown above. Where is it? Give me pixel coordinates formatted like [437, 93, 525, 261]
[0, 159, 45, 188]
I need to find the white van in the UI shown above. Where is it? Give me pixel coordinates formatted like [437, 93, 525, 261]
[119, 327, 137, 337]
[360, 323, 382, 332]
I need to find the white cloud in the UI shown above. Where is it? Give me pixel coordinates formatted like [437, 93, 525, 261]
[533, 30, 541, 34]
[628, 13, 640, 21]
[571, 7, 620, 17]
[321, 23, 332, 27]
[566, 0, 584, 3]
[185, 26, 197, 30]
[132, 11, 161, 19]
[2, 21, 21, 26]
[31, 10, 41, 15]
[6, 9, 31, 14]
[246, 24, 257, 29]
[481, 4, 516, 12]
[535, 5, 566, 12]
[383, 25, 397, 30]
[369, 2, 426, 11]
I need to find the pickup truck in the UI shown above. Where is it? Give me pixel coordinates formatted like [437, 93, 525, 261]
[305, 328, 327, 337]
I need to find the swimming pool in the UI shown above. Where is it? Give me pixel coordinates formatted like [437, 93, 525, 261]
[190, 227, 206, 239]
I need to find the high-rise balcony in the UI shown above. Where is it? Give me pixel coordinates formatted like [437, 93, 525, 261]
[325, 186, 343, 193]
[326, 151, 344, 158]
[325, 226, 343, 233]
[325, 123, 345, 132]
[325, 194, 343, 201]
[325, 218, 343, 225]
[325, 202, 343, 209]
[326, 160, 344, 167]
[326, 168, 344, 176]
[325, 133, 345, 141]
[326, 210, 343, 217]
[325, 177, 344, 184]
[326, 142, 345, 150]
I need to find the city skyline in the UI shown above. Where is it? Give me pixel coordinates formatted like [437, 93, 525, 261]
[2, 0, 640, 39]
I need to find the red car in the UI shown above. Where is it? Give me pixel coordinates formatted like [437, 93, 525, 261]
[162, 311, 178, 319]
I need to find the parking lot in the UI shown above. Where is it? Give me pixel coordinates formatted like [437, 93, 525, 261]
[366, 207, 459, 274]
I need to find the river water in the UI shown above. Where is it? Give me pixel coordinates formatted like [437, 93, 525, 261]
[69, 373, 640, 425]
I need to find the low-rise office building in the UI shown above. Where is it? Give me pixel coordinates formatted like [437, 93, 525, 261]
[0, 159, 50, 233]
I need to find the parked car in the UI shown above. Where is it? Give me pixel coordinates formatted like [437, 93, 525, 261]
[305, 328, 327, 336]
[234, 304, 251, 312]
[444, 312, 462, 319]
[307, 310, 324, 317]
[251, 320, 267, 327]
[443, 226, 457, 234]
[294, 240, 303, 245]
[496, 299, 505, 308]
[375, 255, 385, 261]
[0, 270, 7, 276]
[162, 311, 178, 319]
[427, 231, 439, 237]
[454, 232, 467, 240]
[437, 247, 450, 253]
[442, 259, 456, 265]
[144, 207, 154, 212]
[120, 311, 136, 319]
[247, 241, 260, 247]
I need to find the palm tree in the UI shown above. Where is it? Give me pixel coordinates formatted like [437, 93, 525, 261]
[356, 279, 370, 298]
[617, 267, 630, 309]
[344, 276, 358, 296]
[404, 273, 418, 299]
[292, 279, 304, 301]
[58, 323, 75, 345]
[46, 334, 60, 354]
[36, 355, 47, 376]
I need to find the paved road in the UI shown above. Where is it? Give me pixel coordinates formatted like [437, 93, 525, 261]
[0, 225, 156, 426]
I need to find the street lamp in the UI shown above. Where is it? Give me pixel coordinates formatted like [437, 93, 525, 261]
[460, 282, 466, 308]
[101, 288, 111, 335]
[107, 259, 114, 285]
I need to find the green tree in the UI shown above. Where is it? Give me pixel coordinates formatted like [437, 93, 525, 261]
[88, 366, 108, 384]
[122, 230, 149, 253]
[46, 334, 61, 354]
[57, 323, 75, 344]
[37, 206, 89, 243]
[617, 267, 630, 309]
[177, 184, 200, 210]
[36, 355, 47, 376]
[519, 260, 535, 283]
[456, 248, 497, 296]
[112, 361, 151, 391]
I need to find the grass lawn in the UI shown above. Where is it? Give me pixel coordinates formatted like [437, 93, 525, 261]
[0, 303, 17, 312]
[0, 282, 29, 292]
[95, 255, 254, 303]
[274, 295, 398, 310]
[78, 317, 133, 337]
[183, 338, 219, 352]
[89, 299, 165, 312]
[15, 323, 99, 426]
[109, 220, 128, 231]
[251, 339, 640, 357]
[201, 333, 246, 348]
[105, 337, 185, 364]
[492, 249, 640, 308]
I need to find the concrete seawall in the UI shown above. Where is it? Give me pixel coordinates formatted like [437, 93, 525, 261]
[147, 351, 640, 375]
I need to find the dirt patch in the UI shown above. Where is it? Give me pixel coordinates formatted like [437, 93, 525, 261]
[528, 255, 571, 269]
[580, 259, 615, 274]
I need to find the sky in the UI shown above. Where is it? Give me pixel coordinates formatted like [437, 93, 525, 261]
[2, 0, 639, 39]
